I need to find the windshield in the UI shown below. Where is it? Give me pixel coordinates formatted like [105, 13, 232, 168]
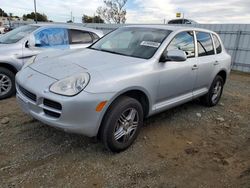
[0, 25, 39, 44]
[90, 27, 172, 59]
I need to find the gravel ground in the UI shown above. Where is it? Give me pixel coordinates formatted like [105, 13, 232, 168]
[0, 71, 250, 188]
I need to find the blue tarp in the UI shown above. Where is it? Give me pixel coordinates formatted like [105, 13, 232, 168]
[34, 28, 69, 49]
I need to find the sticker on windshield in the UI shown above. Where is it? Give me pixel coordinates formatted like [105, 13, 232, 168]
[140, 41, 160, 48]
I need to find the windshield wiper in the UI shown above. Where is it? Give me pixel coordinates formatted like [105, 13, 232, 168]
[89, 47, 124, 55]
[98, 49, 125, 56]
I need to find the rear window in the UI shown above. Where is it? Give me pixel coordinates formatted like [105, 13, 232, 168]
[168, 20, 183, 24]
[212, 34, 222, 54]
[196, 32, 215, 57]
[69, 30, 93, 44]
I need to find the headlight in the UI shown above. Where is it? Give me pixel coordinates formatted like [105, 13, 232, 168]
[22, 56, 36, 69]
[50, 73, 90, 96]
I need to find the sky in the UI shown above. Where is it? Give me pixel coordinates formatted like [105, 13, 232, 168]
[1, 0, 250, 24]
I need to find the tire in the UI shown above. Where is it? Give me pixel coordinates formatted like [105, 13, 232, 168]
[0, 67, 16, 100]
[100, 96, 144, 152]
[200, 75, 224, 107]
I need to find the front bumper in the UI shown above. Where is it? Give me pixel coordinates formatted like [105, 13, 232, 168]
[16, 67, 114, 137]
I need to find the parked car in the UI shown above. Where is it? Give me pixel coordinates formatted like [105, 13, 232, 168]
[168, 19, 197, 24]
[16, 25, 231, 152]
[3, 25, 14, 33]
[0, 23, 103, 99]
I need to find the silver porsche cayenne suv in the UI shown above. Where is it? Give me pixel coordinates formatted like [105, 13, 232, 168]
[16, 25, 231, 152]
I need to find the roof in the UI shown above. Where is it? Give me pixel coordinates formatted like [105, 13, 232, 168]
[29, 23, 103, 36]
[123, 24, 215, 34]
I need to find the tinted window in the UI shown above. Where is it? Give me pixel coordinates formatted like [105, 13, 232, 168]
[168, 20, 183, 24]
[196, 32, 214, 56]
[212, 34, 222, 54]
[167, 31, 195, 58]
[92, 33, 100, 40]
[69, 30, 92, 44]
[34, 28, 69, 49]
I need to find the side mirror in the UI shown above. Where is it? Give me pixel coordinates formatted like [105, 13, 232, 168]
[25, 40, 30, 48]
[25, 35, 36, 48]
[160, 49, 187, 62]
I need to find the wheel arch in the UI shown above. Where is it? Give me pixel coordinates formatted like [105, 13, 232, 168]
[216, 69, 227, 84]
[97, 87, 151, 138]
[0, 62, 18, 74]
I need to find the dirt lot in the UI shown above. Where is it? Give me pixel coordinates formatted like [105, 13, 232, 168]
[0, 72, 249, 188]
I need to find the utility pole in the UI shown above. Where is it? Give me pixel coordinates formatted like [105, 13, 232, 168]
[34, 0, 38, 23]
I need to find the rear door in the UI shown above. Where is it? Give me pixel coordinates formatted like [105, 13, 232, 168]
[193, 31, 217, 95]
[68, 29, 94, 49]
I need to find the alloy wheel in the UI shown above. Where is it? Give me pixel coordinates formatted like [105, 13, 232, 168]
[114, 108, 139, 143]
[211, 81, 222, 104]
[0, 73, 12, 97]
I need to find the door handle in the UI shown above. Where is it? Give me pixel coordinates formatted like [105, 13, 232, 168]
[192, 64, 198, 70]
[214, 61, 219, 65]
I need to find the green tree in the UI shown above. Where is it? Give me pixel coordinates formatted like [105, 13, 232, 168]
[0, 8, 8, 17]
[97, 0, 127, 23]
[23, 12, 48, 22]
[82, 14, 104, 23]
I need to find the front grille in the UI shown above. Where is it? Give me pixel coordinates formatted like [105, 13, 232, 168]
[43, 99, 62, 110]
[43, 109, 61, 118]
[18, 85, 37, 102]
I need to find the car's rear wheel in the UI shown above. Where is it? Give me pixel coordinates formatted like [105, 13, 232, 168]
[0, 67, 16, 100]
[200, 75, 224, 107]
[100, 96, 143, 152]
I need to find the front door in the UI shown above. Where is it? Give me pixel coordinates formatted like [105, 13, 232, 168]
[156, 31, 197, 110]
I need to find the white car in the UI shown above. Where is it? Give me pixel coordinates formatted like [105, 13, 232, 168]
[0, 23, 103, 99]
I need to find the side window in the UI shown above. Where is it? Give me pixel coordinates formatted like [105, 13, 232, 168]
[196, 32, 215, 57]
[34, 28, 69, 49]
[212, 34, 222, 54]
[69, 30, 93, 44]
[167, 31, 195, 58]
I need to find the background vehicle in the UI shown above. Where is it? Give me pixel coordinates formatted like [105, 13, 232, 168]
[0, 23, 103, 99]
[168, 19, 197, 24]
[3, 24, 14, 33]
[0, 27, 5, 34]
[16, 25, 231, 152]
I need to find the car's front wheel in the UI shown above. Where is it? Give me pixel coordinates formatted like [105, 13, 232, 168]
[0, 67, 16, 100]
[200, 75, 224, 107]
[100, 96, 143, 152]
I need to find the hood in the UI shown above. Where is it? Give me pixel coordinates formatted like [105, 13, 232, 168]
[29, 48, 145, 80]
